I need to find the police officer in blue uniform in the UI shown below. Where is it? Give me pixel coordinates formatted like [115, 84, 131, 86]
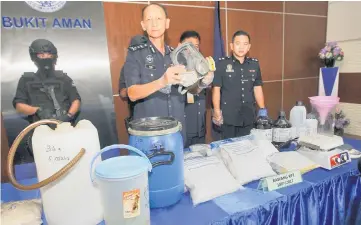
[123, 3, 187, 140]
[212, 30, 267, 139]
[179, 31, 214, 147]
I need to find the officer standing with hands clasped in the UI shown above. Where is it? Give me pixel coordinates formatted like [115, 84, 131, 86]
[212, 30, 267, 139]
[123, 3, 187, 140]
[179, 30, 214, 147]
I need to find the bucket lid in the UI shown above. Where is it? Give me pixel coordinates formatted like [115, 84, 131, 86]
[95, 156, 150, 180]
[128, 117, 181, 136]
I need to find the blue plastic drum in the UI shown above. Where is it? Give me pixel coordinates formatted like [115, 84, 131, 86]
[128, 117, 184, 208]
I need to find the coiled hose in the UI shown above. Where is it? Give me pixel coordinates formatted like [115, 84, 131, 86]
[7, 119, 85, 190]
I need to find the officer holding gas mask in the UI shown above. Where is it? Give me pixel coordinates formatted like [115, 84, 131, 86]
[123, 3, 187, 140]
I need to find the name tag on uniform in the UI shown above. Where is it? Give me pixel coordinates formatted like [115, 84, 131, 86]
[241, 79, 249, 82]
[145, 64, 156, 70]
[187, 93, 195, 103]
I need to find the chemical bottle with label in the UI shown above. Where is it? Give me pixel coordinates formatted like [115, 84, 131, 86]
[272, 111, 293, 147]
[252, 108, 273, 141]
[289, 101, 307, 137]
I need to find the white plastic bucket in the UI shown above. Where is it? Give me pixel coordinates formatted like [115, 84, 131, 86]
[90, 144, 152, 225]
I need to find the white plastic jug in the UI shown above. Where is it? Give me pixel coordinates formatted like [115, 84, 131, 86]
[31, 120, 103, 225]
[290, 101, 307, 137]
[90, 144, 152, 225]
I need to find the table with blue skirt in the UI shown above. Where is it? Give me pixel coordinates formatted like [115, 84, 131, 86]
[2, 137, 361, 225]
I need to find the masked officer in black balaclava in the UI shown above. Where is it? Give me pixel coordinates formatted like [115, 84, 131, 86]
[12, 39, 81, 155]
[13, 39, 81, 123]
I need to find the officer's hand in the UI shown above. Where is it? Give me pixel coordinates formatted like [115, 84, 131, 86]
[35, 108, 54, 120]
[212, 109, 223, 126]
[56, 114, 73, 122]
[257, 108, 268, 117]
[162, 65, 185, 85]
[200, 71, 214, 88]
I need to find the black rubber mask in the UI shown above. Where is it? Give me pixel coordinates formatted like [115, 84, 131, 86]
[35, 57, 55, 73]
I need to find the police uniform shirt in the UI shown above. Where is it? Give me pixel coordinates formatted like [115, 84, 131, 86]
[119, 66, 135, 117]
[12, 70, 81, 110]
[185, 89, 206, 137]
[123, 39, 186, 138]
[213, 55, 263, 126]
[119, 66, 127, 91]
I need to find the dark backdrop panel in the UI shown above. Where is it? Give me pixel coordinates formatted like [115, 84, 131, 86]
[1, 1, 117, 163]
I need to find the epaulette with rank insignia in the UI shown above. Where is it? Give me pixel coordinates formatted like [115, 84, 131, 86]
[168, 46, 174, 52]
[128, 43, 148, 52]
[249, 57, 258, 62]
[218, 56, 230, 61]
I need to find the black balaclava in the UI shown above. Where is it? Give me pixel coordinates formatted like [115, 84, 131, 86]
[29, 39, 58, 76]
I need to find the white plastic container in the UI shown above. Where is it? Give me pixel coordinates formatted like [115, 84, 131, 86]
[31, 120, 103, 225]
[290, 101, 307, 137]
[90, 144, 152, 225]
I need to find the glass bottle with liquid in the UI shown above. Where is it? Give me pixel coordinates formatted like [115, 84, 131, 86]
[272, 111, 293, 146]
[252, 109, 273, 141]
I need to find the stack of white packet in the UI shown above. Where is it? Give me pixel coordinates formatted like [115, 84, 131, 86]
[183, 151, 240, 206]
[1, 199, 43, 225]
[189, 144, 212, 157]
[219, 140, 277, 185]
[267, 151, 320, 174]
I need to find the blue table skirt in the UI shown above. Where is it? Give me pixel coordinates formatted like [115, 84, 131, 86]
[2, 138, 361, 225]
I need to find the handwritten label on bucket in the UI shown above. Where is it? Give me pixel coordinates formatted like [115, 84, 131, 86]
[45, 144, 71, 163]
[123, 189, 140, 218]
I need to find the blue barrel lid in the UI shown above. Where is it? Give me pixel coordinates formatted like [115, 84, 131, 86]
[95, 156, 150, 180]
[128, 117, 182, 136]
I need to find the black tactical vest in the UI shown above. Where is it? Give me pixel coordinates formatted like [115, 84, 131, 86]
[22, 70, 71, 119]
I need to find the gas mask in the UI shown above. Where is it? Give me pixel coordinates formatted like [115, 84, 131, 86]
[170, 42, 216, 94]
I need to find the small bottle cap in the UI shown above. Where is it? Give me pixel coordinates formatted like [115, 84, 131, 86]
[296, 101, 303, 106]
